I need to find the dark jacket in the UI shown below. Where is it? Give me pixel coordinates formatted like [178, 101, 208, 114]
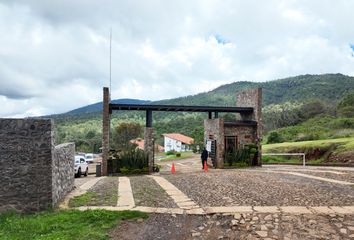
[201, 149, 208, 160]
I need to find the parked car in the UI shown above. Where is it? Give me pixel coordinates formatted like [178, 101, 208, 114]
[85, 153, 94, 164]
[74, 155, 88, 177]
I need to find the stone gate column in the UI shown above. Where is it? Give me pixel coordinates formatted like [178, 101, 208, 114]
[102, 87, 110, 176]
[236, 88, 262, 166]
[144, 127, 154, 173]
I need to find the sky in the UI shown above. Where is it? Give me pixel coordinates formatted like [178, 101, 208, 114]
[0, 0, 354, 117]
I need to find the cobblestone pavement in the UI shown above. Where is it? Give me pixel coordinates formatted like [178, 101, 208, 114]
[110, 213, 354, 240]
[165, 170, 354, 207]
[130, 176, 178, 208]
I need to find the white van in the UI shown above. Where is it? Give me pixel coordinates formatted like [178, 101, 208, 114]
[74, 155, 88, 177]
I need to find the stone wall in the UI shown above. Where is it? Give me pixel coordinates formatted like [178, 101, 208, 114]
[204, 118, 224, 168]
[52, 143, 75, 206]
[0, 118, 74, 213]
[224, 125, 256, 147]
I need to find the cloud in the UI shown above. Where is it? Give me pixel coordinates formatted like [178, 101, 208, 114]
[0, 0, 354, 117]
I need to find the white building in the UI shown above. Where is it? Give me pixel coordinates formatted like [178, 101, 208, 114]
[162, 133, 194, 153]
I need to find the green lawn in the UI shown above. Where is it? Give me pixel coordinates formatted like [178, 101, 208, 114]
[157, 151, 195, 161]
[0, 209, 147, 240]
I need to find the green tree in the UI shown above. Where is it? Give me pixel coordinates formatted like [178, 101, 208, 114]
[113, 122, 142, 150]
[267, 131, 284, 144]
[338, 92, 354, 117]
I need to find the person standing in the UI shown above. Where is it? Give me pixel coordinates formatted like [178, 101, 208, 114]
[201, 147, 208, 169]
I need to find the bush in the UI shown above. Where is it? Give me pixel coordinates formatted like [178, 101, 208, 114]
[176, 153, 181, 157]
[109, 146, 148, 174]
[166, 150, 177, 155]
[267, 131, 284, 144]
[224, 144, 258, 167]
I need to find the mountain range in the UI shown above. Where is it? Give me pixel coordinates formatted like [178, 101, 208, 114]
[63, 73, 354, 117]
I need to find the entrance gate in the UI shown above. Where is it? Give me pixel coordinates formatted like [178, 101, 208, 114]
[101, 87, 261, 175]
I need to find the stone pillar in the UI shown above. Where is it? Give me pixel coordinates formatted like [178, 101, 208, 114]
[236, 88, 262, 166]
[144, 127, 154, 173]
[204, 118, 225, 168]
[102, 87, 110, 176]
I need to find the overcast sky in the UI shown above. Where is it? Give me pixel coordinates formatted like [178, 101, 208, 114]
[1, 0, 353, 117]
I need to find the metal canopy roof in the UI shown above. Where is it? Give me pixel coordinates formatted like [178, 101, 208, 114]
[109, 103, 254, 113]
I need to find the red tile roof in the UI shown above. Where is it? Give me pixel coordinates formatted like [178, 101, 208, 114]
[162, 133, 194, 144]
[130, 138, 164, 151]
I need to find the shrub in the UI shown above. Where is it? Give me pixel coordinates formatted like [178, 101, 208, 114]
[267, 131, 284, 144]
[176, 153, 181, 157]
[166, 150, 177, 155]
[109, 146, 148, 174]
[119, 167, 129, 174]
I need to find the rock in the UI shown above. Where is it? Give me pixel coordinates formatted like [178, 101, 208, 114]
[348, 226, 354, 231]
[264, 215, 272, 221]
[234, 213, 242, 220]
[240, 219, 245, 224]
[252, 216, 259, 221]
[198, 226, 205, 231]
[171, 214, 176, 218]
[309, 220, 317, 224]
[340, 228, 347, 234]
[218, 236, 224, 239]
[231, 220, 238, 226]
[256, 231, 268, 238]
[192, 232, 201, 237]
[335, 223, 343, 228]
[137, 218, 144, 223]
[261, 225, 268, 231]
[216, 221, 220, 226]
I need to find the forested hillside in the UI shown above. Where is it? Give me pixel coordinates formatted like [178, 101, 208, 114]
[52, 74, 354, 152]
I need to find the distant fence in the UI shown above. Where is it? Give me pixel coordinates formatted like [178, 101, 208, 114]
[262, 153, 306, 166]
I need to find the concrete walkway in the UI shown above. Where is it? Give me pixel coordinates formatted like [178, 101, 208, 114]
[273, 171, 354, 185]
[149, 175, 205, 214]
[117, 177, 135, 208]
[75, 205, 354, 215]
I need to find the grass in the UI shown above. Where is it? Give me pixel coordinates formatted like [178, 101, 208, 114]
[0, 209, 147, 240]
[262, 155, 302, 164]
[157, 151, 194, 161]
[263, 137, 354, 154]
[69, 179, 118, 207]
[69, 192, 97, 207]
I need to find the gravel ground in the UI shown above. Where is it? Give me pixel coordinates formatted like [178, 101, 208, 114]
[130, 176, 178, 208]
[165, 171, 354, 207]
[77, 177, 118, 206]
[110, 213, 354, 240]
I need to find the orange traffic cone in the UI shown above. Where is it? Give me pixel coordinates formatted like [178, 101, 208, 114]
[204, 161, 208, 172]
[171, 163, 176, 174]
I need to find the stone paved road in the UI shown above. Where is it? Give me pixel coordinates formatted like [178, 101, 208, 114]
[165, 170, 354, 207]
[110, 212, 354, 240]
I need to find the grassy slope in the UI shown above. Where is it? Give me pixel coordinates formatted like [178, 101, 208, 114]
[263, 137, 354, 164]
[0, 210, 146, 240]
[263, 137, 354, 153]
